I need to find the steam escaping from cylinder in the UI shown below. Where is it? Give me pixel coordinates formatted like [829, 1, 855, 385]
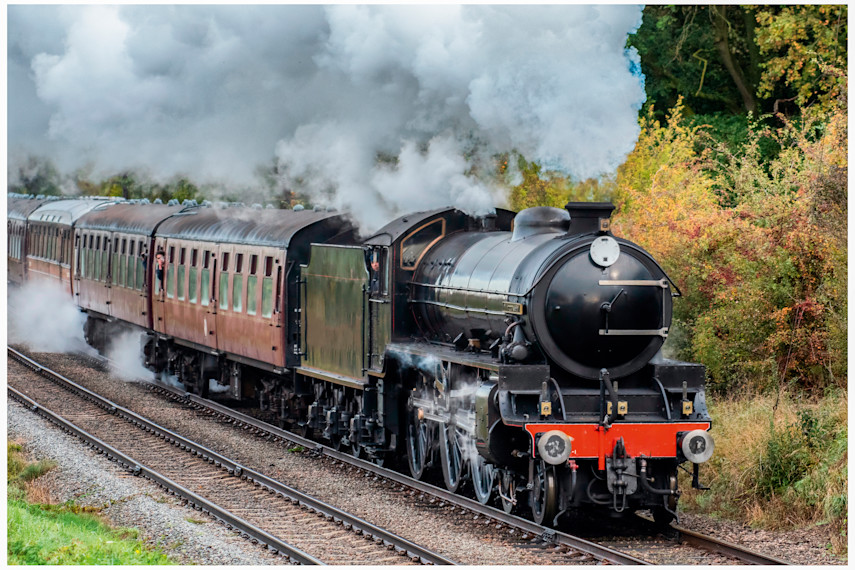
[9, 5, 645, 232]
[105, 331, 154, 382]
[8, 281, 91, 354]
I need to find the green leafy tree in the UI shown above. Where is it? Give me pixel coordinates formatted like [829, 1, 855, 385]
[630, 5, 847, 117]
[754, 5, 847, 112]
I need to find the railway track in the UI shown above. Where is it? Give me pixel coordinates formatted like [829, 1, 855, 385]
[672, 526, 791, 565]
[12, 347, 793, 565]
[8, 347, 455, 566]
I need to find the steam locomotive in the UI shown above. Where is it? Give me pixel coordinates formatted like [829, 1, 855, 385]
[8, 193, 713, 526]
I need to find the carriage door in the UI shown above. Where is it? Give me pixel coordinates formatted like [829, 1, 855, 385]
[200, 248, 218, 349]
[365, 247, 391, 372]
[151, 238, 168, 333]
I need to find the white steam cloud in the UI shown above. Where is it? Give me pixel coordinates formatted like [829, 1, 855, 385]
[106, 331, 154, 382]
[9, 5, 645, 232]
[8, 281, 90, 353]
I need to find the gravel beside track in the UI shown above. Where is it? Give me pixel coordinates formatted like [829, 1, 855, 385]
[8, 358, 436, 565]
[9, 350, 847, 565]
[7, 398, 282, 565]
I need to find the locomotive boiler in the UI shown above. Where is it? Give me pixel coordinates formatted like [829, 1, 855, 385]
[8, 193, 714, 527]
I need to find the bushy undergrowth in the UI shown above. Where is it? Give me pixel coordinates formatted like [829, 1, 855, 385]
[679, 391, 847, 554]
[7, 440, 173, 565]
[612, 95, 847, 394]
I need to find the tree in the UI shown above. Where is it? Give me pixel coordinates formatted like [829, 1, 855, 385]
[754, 5, 847, 112]
[630, 5, 848, 117]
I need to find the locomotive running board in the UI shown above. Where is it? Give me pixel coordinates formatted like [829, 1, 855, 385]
[297, 366, 367, 390]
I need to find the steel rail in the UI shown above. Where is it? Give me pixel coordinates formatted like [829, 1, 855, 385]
[7, 384, 322, 565]
[9, 347, 455, 566]
[632, 511, 792, 565]
[676, 527, 791, 565]
[146, 377, 650, 565]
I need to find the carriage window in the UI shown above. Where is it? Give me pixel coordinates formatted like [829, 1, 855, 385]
[235, 253, 244, 274]
[112, 249, 122, 286]
[261, 276, 274, 318]
[94, 236, 102, 281]
[400, 219, 445, 269]
[246, 275, 257, 315]
[219, 272, 229, 310]
[126, 247, 134, 288]
[203, 250, 211, 269]
[166, 260, 175, 299]
[136, 257, 145, 290]
[77, 235, 85, 277]
[137, 241, 146, 290]
[89, 236, 98, 280]
[122, 252, 129, 287]
[222, 252, 230, 271]
[265, 256, 274, 277]
[101, 236, 109, 282]
[83, 234, 88, 276]
[232, 274, 243, 313]
[250, 255, 258, 275]
[200, 267, 210, 306]
[177, 262, 185, 300]
[188, 266, 197, 304]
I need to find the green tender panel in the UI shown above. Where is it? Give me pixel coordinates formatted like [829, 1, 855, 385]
[303, 245, 368, 378]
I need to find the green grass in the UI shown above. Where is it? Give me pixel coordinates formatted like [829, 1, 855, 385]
[679, 390, 848, 555]
[8, 499, 173, 564]
[8, 440, 175, 565]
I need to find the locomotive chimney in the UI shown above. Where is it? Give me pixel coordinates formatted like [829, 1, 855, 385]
[565, 202, 615, 235]
[479, 212, 497, 231]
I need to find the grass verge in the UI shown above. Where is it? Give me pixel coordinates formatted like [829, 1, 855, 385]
[679, 390, 848, 556]
[7, 440, 174, 565]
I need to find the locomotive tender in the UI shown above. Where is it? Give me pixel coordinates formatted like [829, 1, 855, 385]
[8, 193, 714, 526]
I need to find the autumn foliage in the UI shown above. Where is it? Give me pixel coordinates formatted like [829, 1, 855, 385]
[612, 95, 847, 393]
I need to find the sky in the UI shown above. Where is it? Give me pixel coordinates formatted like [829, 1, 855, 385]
[7, 4, 646, 232]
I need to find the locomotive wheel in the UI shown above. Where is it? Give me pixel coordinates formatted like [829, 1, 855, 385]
[294, 421, 311, 439]
[350, 440, 365, 459]
[406, 413, 430, 480]
[499, 470, 517, 514]
[439, 422, 464, 493]
[531, 461, 558, 526]
[470, 454, 495, 505]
